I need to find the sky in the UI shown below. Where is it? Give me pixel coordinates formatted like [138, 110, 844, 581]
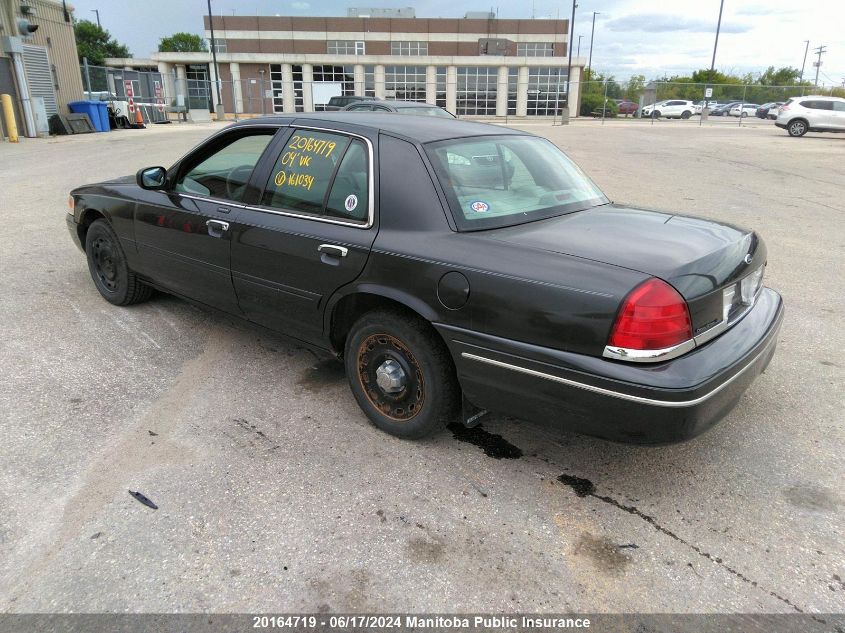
[67, 0, 844, 85]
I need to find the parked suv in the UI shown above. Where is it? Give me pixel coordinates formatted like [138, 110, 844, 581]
[641, 100, 695, 119]
[729, 103, 761, 117]
[776, 96, 845, 136]
[324, 95, 378, 111]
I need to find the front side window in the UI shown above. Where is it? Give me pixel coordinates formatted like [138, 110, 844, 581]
[426, 135, 607, 231]
[833, 101, 845, 112]
[174, 132, 274, 201]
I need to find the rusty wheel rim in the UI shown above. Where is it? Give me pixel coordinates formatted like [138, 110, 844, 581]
[357, 333, 425, 422]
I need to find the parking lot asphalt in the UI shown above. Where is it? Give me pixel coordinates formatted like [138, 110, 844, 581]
[0, 118, 842, 614]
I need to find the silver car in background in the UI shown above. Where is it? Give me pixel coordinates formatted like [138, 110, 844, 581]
[775, 96, 845, 137]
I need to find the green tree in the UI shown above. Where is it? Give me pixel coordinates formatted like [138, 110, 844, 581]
[74, 19, 130, 65]
[624, 75, 645, 101]
[757, 66, 802, 86]
[158, 32, 207, 53]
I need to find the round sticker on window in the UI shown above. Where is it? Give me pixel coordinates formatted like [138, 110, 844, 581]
[345, 194, 358, 212]
[469, 200, 490, 213]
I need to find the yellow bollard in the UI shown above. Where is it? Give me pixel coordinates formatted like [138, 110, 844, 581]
[1, 94, 19, 142]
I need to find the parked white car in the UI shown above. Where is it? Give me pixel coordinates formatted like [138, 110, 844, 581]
[641, 100, 695, 119]
[775, 95, 845, 137]
[729, 103, 760, 117]
[693, 100, 721, 114]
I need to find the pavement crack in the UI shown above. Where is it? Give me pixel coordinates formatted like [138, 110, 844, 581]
[557, 474, 806, 613]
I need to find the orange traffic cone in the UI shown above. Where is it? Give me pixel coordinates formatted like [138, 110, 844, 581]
[134, 106, 145, 128]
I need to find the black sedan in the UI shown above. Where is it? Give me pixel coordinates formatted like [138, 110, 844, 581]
[67, 114, 783, 444]
[342, 99, 456, 118]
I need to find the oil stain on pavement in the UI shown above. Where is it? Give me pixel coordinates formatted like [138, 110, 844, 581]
[446, 423, 523, 459]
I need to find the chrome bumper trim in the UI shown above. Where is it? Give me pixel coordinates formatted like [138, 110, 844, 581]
[461, 343, 773, 408]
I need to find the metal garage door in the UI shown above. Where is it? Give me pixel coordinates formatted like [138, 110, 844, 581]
[22, 45, 57, 116]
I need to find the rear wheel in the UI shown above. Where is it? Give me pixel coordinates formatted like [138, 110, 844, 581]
[787, 119, 808, 137]
[740, 111, 748, 118]
[85, 219, 152, 305]
[344, 309, 460, 439]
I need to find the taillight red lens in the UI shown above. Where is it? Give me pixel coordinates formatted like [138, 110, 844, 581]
[608, 278, 693, 350]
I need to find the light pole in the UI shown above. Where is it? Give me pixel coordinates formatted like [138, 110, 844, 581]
[207, 0, 223, 118]
[565, 0, 577, 111]
[587, 12, 599, 73]
[91, 9, 100, 29]
[799, 40, 810, 83]
[577, 35, 583, 57]
[708, 0, 725, 82]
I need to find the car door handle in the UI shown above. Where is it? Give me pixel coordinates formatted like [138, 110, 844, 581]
[206, 219, 230, 238]
[318, 244, 348, 258]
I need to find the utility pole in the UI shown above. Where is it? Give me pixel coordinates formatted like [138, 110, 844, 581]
[577, 34, 583, 57]
[207, 0, 223, 118]
[587, 11, 599, 73]
[813, 45, 827, 87]
[799, 40, 809, 83]
[91, 9, 100, 29]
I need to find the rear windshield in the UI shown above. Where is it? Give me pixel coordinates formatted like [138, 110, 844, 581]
[399, 106, 455, 118]
[425, 135, 608, 231]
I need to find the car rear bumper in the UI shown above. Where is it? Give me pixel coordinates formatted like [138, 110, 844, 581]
[436, 287, 783, 444]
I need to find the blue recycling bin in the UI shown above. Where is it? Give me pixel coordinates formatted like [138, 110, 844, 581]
[68, 100, 108, 132]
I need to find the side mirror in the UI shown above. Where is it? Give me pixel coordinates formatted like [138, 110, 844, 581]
[136, 166, 167, 190]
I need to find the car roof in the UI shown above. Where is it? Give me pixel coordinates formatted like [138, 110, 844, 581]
[230, 112, 525, 143]
[796, 95, 845, 101]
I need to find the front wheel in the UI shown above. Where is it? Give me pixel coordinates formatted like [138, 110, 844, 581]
[681, 110, 691, 119]
[344, 309, 460, 439]
[85, 219, 152, 305]
[652, 110, 661, 118]
[788, 119, 808, 137]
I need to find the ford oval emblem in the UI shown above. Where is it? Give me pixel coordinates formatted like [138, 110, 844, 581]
[744, 254, 753, 265]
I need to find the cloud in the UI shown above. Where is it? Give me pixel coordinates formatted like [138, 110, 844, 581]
[605, 14, 751, 34]
[291, 1, 310, 9]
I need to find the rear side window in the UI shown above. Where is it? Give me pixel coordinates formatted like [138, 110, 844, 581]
[325, 140, 369, 221]
[262, 131, 350, 213]
[834, 102, 845, 112]
[801, 100, 833, 110]
[260, 130, 370, 223]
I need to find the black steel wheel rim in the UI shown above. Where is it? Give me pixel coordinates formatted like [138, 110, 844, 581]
[91, 236, 119, 292]
[357, 333, 425, 422]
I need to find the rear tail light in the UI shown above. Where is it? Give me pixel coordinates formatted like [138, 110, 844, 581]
[607, 278, 693, 351]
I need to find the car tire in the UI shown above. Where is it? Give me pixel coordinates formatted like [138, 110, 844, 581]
[787, 119, 808, 137]
[740, 112, 748, 118]
[85, 219, 152, 306]
[344, 308, 460, 439]
[652, 110, 661, 118]
[681, 111, 691, 119]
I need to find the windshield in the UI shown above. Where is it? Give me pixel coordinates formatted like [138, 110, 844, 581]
[425, 135, 608, 231]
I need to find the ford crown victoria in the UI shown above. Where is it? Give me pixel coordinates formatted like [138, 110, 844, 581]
[67, 114, 783, 443]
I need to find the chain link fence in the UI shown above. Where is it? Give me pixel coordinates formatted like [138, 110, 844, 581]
[79, 62, 845, 127]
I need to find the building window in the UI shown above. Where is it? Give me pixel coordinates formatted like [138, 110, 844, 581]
[390, 41, 429, 56]
[508, 68, 518, 115]
[456, 67, 498, 116]
[436, 67, 447, 108]
[186, 64, 211, 111]
[269, 64, 305, 113]
[363, 65, 375, 97]
[384, 65, 426, 102]
[527, 67, 566, 116]
[211, 38, 227, 54]
[517, 42, 554, 57]
[312, 65, 356, 110]
[327, 40, 365, 55]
